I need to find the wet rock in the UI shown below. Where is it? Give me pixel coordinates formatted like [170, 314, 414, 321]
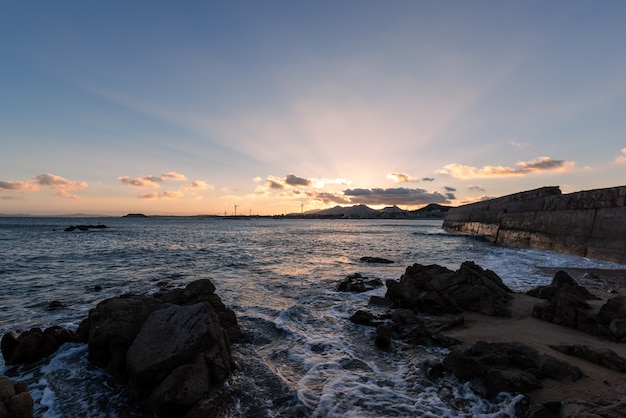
[375, 324, 393, 348]
[64, 224, 107, 231]
[0, 377, 33, 418]
[349, 310, 382, 327]
[336, 273, 383, 293]
[360, 256, 394, 264]
[1, 325, 75, 365]
[598, 295, 626, 325]
[444, 341, 582, 399]
[385, 261, 513, 317]
[78, 279, 241, 417]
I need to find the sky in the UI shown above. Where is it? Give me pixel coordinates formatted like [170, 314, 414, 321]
[1, 1, 625, 216]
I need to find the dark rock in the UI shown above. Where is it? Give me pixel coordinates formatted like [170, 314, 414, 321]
[385, 261, 513, 317]
[360, 256, 394, 264]
[549, 344, 626, 372]
[368, 295, 393, 307]
[0, 377, 33, 418]
[336, 273, 383, 293]
[349, 310, 382, 327]
[64, 224, 108, 232]
[48, 300, 65, 309]
[527, 270, 598, 301]
[598, 295, 626, 325]
[375, 324, 393, 348]
[444, 341, 582, 399]
[76, 279, 241, 417]
[1, 325, 75, 365]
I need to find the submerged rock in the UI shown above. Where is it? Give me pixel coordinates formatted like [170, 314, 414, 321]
[336, 273, 383, 292]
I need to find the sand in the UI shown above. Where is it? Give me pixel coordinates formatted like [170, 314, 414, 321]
[441, 268, 626, 413]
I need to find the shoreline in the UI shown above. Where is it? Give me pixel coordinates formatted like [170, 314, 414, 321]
[442, 268, 626, 413]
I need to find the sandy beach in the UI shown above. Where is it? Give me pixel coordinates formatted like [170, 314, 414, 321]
[442, 268, 626, 415]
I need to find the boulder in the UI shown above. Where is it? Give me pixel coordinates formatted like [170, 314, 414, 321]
[0, 377, 33, 418]
[598, 295, 626, 325]
[527, 270, 598, 302]
[78, 279, 241, 417]
[126, 302, 232, 416]
[549, 344, 626, 372]
[336, 273, 383, 293]
[385, 261, 513, 317]
[443, 341, 582, 399]
[1, 325, 75, 365]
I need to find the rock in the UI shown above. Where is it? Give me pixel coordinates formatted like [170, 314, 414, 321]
[64, 224, 107, 231]
[598, 295, 626, 325]
[385, 261, 513, 317]
[1, 325, 75, 365]
[79, 279, 241, 416]
[375, 324, 393, 348]
[444, 341, 582, 399]
[336, 273, 383, 293]
[360, 256, 394, 264]
[0, 378, 33, 418]
[126, 302, 232, 416]
[527, 270, 599, 301]
[549, 344, 626, 372]
[349, 310, 382, 327]
[610, 319, 626, 339]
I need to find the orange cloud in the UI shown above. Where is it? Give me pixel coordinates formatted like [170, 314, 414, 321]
[0, 173, 87, 193]
[615, 148, 626, 164]
[438, 157, 574, 179]
[138, 191, 185, 199]
[387, 172, 420, 183]
[119, 172, 189, 188]
[184, 180, 214, 190]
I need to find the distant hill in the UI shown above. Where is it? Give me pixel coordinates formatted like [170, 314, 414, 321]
[285, 203, 451, 219]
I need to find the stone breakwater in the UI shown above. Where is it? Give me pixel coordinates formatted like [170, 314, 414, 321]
[443, 185, 626, 264]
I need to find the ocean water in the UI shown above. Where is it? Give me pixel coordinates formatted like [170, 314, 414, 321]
[1, 216, 624, 417]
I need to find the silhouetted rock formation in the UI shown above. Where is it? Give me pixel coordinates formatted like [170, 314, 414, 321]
[1, 325, 75, 365]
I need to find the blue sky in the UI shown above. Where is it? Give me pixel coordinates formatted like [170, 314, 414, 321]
[1, 1, 625, 215]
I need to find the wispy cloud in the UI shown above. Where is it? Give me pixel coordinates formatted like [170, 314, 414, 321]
[387, 172, 420, 183]
[138, 191, 185, 199]
[437, 157, 575, 179]
[467, 184, 485, 191]
[118, 171, 189, 188]
[0, 173, 87, 197]
[183, 180, 214, 190]
[615, 148, 626, 164]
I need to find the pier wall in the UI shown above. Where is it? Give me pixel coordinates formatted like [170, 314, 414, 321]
[442, 186, 626, 264]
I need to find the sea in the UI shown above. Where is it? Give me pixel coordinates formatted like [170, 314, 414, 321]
[1, 216, 625, 417]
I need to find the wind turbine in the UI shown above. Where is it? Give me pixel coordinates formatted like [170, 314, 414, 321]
[233, 202, 239, 217]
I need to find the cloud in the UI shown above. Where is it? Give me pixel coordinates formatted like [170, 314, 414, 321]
[342, 187, 450, 205]
[183, 180, 214, 190]
[387, 172, 420, 183]
[285, 174, 312, 187]
[162, 171, 188, 181]
[138, 191, 185, 199]
[119, 172, 189, 188]
[33, 173, 87, 190]
[118, 176, 162, 188]
[443, 186, 456, 192]
[422, 178, 435, 182]
[467, 184, 486, 191]
[0, 180, 36, 191]
[0, 173, 87, 194]
[437, 157, 575, 179]
[615, 148, 626, 164]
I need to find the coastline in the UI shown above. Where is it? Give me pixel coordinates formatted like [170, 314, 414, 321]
[442, 268, 626, 413]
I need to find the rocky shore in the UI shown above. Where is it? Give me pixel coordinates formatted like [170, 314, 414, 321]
[3, 264, 626, 417]
[343, 263, 626, 417]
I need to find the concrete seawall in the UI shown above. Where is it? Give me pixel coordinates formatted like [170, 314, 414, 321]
[442, 186, 626, 265]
